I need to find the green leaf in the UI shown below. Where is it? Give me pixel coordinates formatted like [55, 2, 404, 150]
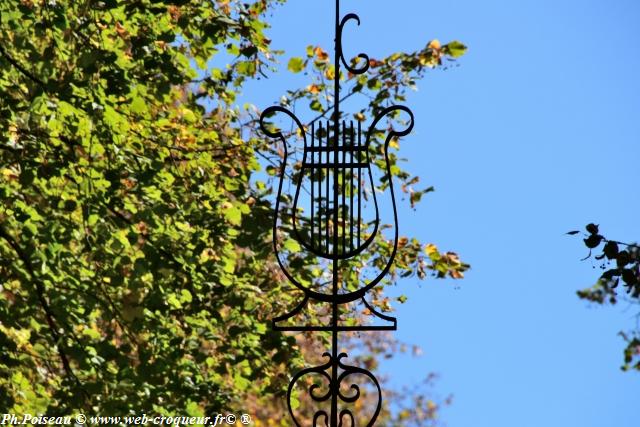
[287, 57, 305, 73]
[444, 40, 467, 58]
[167, 294, 182, 309]
[180, 289, 193, 304]
[224, 205, 242, 226]
[233, 373, 250, 391]
[237, 60, 256, 76]
[130, 96, 148, 115]
[284, 239, 301, 252]
[290, 392, 301, 410]
[186, 401, 204, 417]
[310, 99, 322, 111]
[82, 327, 101, 341]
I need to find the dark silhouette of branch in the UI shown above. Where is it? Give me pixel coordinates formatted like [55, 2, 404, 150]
[0, 223, 83, 390]
[604, 238, 640, 250]
[0, 44, 47, 87]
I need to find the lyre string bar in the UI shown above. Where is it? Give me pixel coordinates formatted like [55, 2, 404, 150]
[350, 122, 354, 252]
[323, 123, 327, 253]
[311, 121, 315, 250]
[317, 122, 322, 251]
[342, 120, 347, 255]
[357, 120, 362, 249]
[326, 123, 330, 255]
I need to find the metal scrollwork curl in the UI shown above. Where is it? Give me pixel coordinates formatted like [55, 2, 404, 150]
[288, 353, 381, 427]
[338, 13, 370, 75]
[338, 410, 355, 427]
[288, 354, 333, 426]
[336, 354, 381, 426]
[313, 411, 329, 427]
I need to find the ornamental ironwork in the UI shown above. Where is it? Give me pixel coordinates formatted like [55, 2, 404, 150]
[260, 1, 414, 425]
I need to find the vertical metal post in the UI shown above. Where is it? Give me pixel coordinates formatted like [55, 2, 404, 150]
[331, 1, 341, 423]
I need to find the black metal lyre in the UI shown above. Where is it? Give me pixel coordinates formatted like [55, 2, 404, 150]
[259, 1, 414, 425]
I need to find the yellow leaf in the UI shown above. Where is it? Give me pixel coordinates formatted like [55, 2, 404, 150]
[425, 243, 438, 256]
[324, 65, 335, 80]
[314, 46, 329, 61]
[307, 84, 321, 94]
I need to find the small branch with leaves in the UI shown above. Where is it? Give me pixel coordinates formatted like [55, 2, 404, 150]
[568, 223, 640, 298]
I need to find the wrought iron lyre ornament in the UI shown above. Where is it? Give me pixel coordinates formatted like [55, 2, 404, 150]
[259, 1, 413, 425]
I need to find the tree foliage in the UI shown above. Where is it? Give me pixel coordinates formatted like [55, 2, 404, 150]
[570, 224, 640, 371]
[1, 0, 467, 421]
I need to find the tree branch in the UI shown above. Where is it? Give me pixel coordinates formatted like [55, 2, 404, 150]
[0, 44, 47, 87]
[0, 223, 83, 390]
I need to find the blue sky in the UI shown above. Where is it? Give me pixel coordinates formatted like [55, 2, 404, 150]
[241, 0, 640, 425]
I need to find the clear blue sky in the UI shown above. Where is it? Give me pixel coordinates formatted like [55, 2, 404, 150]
[241, 0, 640, 425]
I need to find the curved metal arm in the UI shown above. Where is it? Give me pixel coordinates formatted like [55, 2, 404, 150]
[367, 105, 415, 145]
[352, 105, 414, 296]
[259, 106, 311, 295]
[259, 105, 306, 140]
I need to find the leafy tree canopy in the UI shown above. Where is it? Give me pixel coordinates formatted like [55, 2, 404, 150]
[1, 0, 467, 421]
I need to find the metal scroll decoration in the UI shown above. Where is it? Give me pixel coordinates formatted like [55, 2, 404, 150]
[260, 1, 414, 425]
